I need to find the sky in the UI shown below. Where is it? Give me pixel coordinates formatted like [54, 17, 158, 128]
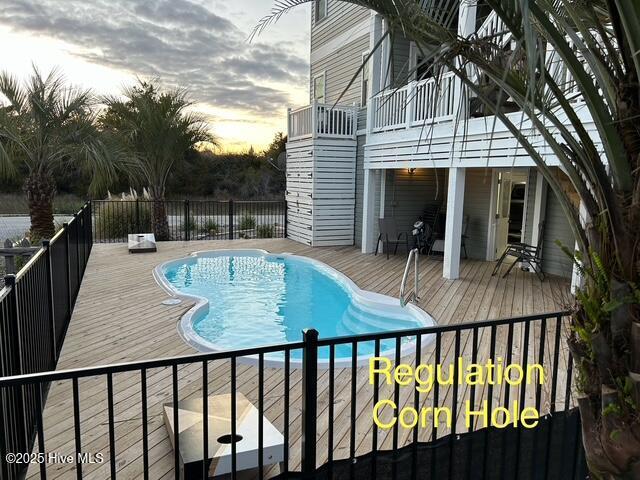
[0, 0, 311, 152]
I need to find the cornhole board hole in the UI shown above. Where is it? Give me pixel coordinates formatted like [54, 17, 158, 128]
[163, 393, 284, 479]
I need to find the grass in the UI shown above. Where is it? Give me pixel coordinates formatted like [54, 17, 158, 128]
[94, 201, 151, 240]
[0, 193, 85, 215]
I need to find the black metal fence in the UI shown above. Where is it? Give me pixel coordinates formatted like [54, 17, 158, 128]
[91, 199, 287, 243]
[0, 311, 585, 479]
[0, 203, 92, 480]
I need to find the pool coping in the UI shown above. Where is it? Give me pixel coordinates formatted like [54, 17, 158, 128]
[153, 249, 437, 369]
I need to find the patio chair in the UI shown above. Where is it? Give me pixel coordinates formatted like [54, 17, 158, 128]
[375, 218, 410, 259]
[461, 215, 469, 259]
[492, 221, 545, 281]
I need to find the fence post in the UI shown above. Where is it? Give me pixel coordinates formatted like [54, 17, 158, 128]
[284, 201, 288, 239]
[311, 100, 318, 138]
[2, 239, 15, 274]
[301, 328, 319, 476]
[135, 199, 141, 233]
[228, 200, 234, 240]
[62, 223, 71, 317]
[3, 275, 22, 375]
[88, 201, 94, 253]
[184, 199, 190, 241]
[406, 80, 416, 128]
[3, 274, 28, 453]
[74, 213, 80, 292]
[42, 240, 57, 363]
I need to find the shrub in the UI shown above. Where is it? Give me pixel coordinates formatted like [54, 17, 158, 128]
[95, 201, 151, 240]
[238, 215, 256, 231]
[256, 224, 275, 238]
[202, 220, 220, 235]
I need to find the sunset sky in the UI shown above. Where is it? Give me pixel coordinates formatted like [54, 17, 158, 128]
[0, 0, 311, 152]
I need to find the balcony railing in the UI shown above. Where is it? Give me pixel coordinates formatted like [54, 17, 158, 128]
[288, 102, 359, 141]
[370, 71, 459, 132]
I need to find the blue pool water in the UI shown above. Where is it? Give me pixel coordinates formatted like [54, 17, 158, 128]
[160, 251, 431, 362]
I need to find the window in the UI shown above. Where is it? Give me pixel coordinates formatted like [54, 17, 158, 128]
[315, 0, 328, 23]
[313, 73, 325, 103]
[409, 41, 433, 81]
[361, 52, 370, 106]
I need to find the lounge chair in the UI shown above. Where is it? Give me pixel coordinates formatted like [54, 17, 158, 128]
[492, 221, 545, 280]
[375, 218, 410, 259]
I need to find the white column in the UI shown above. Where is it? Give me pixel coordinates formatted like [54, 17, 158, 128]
[531, 172, 548, 248]
[458, 0, 477, 37]
[571, 201, 588, 293]
[443, 167, 466, 279]
[379, 171, 386, 219]
[366, 13, 383, 134]
[361, 168, 379, 253]
[455, 0, 477, 120]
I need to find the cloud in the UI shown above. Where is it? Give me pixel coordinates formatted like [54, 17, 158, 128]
[0, 0, 309, 115]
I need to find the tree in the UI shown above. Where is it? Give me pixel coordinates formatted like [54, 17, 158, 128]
[264, 1, 640, 477]
[99, 80, 215, 240]
[0, 67, 113, 239]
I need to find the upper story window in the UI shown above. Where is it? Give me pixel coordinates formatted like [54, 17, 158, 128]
[361, 52, 370, 106]
[315, 0, 328, 23]
[313, 73, 326, 103]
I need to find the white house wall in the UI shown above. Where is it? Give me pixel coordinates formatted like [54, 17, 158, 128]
[310, 1, 370, 106]
[524, 168, 537, 244]
[311, 1, 370, 51]
[311, 35, 370, 106]
[286, 137, 357, 247]
[365, 107, 602, 169]
[542, 188, 576, 278]
[383, 168, 447, 234]
[354, 134, 378, 246]
[462, 169, 493, 260]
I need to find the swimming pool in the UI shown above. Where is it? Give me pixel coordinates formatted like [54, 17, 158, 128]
[155, 250, 435, 366]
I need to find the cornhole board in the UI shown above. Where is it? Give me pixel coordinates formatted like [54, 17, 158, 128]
[127, 233, 156, 253]
[163, 393, 284, 479]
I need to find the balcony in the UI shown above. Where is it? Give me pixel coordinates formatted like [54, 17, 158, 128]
[287, 102, 359, 141]
[370, 71, 459, 132]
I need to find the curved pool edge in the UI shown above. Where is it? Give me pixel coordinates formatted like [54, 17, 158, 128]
[153, 248, 437, 369]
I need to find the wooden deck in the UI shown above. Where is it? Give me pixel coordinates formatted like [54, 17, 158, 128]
[32, 240, 572, 479]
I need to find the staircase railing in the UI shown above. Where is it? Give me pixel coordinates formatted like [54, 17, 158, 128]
[400, 248, 420, 306]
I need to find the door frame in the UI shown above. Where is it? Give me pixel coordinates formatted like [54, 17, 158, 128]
[485, 168, 530, 261]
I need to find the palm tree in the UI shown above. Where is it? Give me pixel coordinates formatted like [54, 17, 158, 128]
[0, 67, 113, 239]
[99, 80, 215, 240]
[263, 1, 640, 477]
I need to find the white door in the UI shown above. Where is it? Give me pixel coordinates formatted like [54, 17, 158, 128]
[494, 172, 512, 258]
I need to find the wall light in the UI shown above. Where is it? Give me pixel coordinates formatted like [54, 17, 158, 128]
[407, 168, 416, 175]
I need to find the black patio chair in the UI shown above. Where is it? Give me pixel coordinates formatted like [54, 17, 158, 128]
[461, 214, 469, 259]
[492, 221, 545, 281]
[375, 218, 410, 259]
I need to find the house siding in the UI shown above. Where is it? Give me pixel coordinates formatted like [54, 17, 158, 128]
[311, 1, 370, 51]
[524, 168, 536, 244]
[383, 168, 448, 235]
[391, 34, 412, 86]
[463, 168, 493, 260]
[542, 189, 576, 278]
[354, 134, 379, 247]
[311, 35, 370, 106]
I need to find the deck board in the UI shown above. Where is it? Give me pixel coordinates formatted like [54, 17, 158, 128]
[30, 240, 571, 479]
